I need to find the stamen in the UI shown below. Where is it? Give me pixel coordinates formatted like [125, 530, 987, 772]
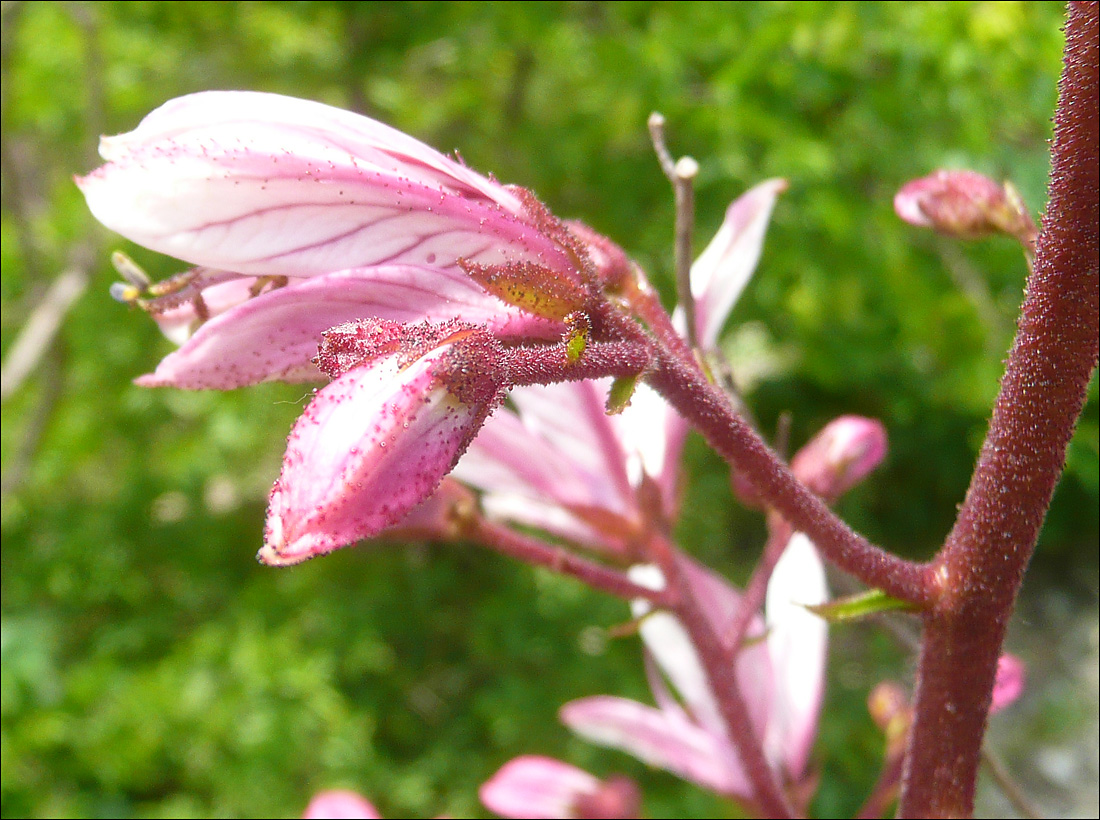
[109, 281, 142, 303]
[111, 250, 151, 290]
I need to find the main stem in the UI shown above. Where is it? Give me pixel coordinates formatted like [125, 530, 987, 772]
[898, 4, 1099, 816]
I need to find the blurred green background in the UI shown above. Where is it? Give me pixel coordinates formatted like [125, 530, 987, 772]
[2, 2, 1096, 817]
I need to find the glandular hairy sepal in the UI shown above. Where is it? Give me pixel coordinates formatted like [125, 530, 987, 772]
[461, 258, 587, 321]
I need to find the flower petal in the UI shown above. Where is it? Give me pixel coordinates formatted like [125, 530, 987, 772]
[764, 532, 828, 780]
[136, 265, 559, 389]
[260, 328, 503, 565]
[303, 790, 382, 820]
[628, 560, 772, 741]
[560, 696, 750, 798]
[79, 91, 574, 279]
[689, 178, 787, 347]
[479, 756, 600, 820]
[453, 381, 642, 552]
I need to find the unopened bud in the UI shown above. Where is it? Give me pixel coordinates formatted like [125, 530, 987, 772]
[869, 681, 911, 742]
[894, 170, 1038, 247]
[791, 416, 888, 503]
[573, 774, 641, 819]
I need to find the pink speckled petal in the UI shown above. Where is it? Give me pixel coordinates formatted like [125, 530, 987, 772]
[136, 265, 559, 389]
[260, 344, 490, 565]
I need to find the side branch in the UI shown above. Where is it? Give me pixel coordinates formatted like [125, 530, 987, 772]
[647, 350, 930, 605]
[899, 3, 1099, 816]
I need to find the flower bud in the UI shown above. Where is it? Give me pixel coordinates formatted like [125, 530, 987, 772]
[259, 319, 507, 565]
[894, 169, 1037, 246]
[790, 416, 888, 503]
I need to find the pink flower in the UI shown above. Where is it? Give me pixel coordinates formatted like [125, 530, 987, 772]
[560, 539, 827, 800]
[480, 756, 640, 819]
[77, 91, 574, 390]
[259, 319, 508, 566]
[303, 790, 382, 820]
[453, 180, 788, 551]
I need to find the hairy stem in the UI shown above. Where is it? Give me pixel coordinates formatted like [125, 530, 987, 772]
[899, 4, 1099, 816]
[647, 349, 931, 604]
[466, 517, 673, 606]
[646, 534, 796, 818]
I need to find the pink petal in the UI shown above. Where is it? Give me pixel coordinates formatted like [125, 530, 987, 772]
[764, 533, 828, 780]
[990, 653, 1026, 714]
[79, 91, 574, 279]
[260, 329, 503, 565]
[453, 382, 643, 553]
[303, 790, 382, 819]
[629, 560, 773, 742]
[479, 756, 600, 819]
[689, 178, 787, 347]
[136, 265, 559, 389]
[560, 697, 751, 799]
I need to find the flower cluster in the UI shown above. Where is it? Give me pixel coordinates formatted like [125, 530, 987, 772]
[81, 91, 935, 817]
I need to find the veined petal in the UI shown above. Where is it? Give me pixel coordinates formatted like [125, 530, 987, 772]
[764, 533, 828, 780]
[136, 265, 560, 389]
[610, 382, 683, 514]
[453, 381, 643, 552]
[104, 91, 524, 208]
[479, 756, 601, 820]
[508, 381, 636, 506]
[628, 560, 772, 742]
[78, 91, 575, 279]
[688, 178, 787, 347]
[560, 696, 750, 798]
[260, 325, 505, 565]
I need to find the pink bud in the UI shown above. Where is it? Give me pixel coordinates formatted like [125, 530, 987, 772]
[990, 653, 1026, 714]
[790, 416, 888, 502]
[259, 319, 507, 565]
[894, 169, 1037, 245]
[303, 790, 382, 819]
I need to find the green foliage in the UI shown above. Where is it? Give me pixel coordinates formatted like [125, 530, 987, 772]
[2, 2, 1092, 817]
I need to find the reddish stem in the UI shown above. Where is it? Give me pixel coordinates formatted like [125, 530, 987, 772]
[723, 518, 793, 649]
[465, 516, 673, 606]
[645, 533, 797, 819]
[647, 349, 931, 605]
[503, 337, 652, 386]
[899, 4, 1099, 816]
